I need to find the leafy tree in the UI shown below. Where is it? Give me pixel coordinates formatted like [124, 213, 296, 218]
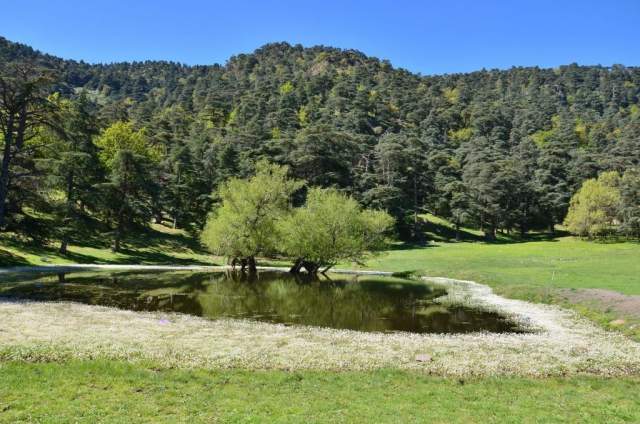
[364, 133, 430, 239]
[441, 180, 470, 240]
[534, 134, 573, 233]
[461, 137, 503, 240]
[94, 121, 158, 167]
[200, 161, 302, 272]
[563, 171, 621, 238]
[280, 188, 394, 273]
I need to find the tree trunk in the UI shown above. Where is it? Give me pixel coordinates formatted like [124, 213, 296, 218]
[0, 122, 14, 230]
[302, 261, 319, 274]
[246, 256, 257, 274]
[112, 219, 123, 252]
[455, 223, 461, 241]
[289, 258, 304, 274]
[112, 236, 120, 252]
[484, 226, 496, 241]
[59, 238, 68, 255]
[59, 171, 74, 255]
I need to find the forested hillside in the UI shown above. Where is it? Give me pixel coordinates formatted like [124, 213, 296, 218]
[1, 36, 639, 247]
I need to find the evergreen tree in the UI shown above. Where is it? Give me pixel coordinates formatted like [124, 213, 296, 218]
[39, 94, 101, 253]
[98, 150, 155, 252]
[619, 168, 640, 239]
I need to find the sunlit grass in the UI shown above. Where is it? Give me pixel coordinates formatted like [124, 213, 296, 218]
[0, 361, 638, 423]
[359, 236, 640, 294]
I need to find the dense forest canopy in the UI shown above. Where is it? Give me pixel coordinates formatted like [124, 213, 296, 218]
[1, 36, 639, 247]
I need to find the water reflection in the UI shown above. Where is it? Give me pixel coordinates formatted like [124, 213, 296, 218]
[0, 270, 522, 334]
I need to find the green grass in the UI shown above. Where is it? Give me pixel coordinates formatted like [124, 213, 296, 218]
[1, 360, 639, 423]
[0, 223, 213, 267]
[363, 237, 640, 295]
[2, 218, 640, 421]
[345, 217, 640, 340]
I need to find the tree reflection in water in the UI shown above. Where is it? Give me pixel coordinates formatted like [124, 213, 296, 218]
[0, 271, 522, 334]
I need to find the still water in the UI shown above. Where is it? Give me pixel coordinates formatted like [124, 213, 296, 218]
[0, 270, 522, 334]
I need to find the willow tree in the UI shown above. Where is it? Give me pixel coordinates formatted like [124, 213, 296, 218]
[280, 188, 394, 274]
[563, 171, 621, 238]
[201, 161, 302, 273]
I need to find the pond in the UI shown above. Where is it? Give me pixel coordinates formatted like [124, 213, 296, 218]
[0, 270, 522, 334]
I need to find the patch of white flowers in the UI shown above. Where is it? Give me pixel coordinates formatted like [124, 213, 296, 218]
[1, 276, 639, 377]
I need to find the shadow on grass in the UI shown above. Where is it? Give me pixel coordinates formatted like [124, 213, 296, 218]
[0, 248, 30, 267]
[0, 223, 212, 266]
[422, 217, 568, 245]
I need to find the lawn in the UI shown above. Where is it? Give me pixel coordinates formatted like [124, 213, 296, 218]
[1, 361, 638, 423]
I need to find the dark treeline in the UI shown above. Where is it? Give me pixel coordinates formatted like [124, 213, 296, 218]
[1, 37, 639, 248]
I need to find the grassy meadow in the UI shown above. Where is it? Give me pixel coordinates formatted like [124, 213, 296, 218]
[1, 361, 639, 423]
[1, 217, 640, 422]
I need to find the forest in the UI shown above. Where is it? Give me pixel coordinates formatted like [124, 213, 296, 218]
[1, 36, 639, 251]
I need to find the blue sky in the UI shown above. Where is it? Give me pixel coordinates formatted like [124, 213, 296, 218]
[3, 0, 639, 75]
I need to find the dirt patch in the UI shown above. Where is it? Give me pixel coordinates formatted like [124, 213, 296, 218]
[559, 289, 640, 318]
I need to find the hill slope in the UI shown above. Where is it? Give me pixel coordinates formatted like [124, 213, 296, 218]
[1, 36, 639, 238]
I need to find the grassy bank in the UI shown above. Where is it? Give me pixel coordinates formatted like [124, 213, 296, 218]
[1, 360, 639, 423]
[353, 237, 640, 341]
[0, 224, 213, 267]
[2, 218, 639, 339]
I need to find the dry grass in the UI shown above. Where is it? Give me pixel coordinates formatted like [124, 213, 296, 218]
[1, 276, 639, 377]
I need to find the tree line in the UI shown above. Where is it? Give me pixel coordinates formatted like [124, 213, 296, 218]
[1, 37, 639, 250]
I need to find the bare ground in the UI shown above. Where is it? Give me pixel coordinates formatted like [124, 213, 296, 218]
[559, 288, 640, 318]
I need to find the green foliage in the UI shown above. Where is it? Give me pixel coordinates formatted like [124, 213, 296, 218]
[442, 87, 460, 104]
[619, 168, 640, 238]
[37, 94, 101, 252]
[2, 37, 640, 243]
[530, 115, 559, 147]
[98, 150, 156, 251]
[279, 81, 294, 95]
[94, 121, 159, 168]
[447, 127, 473, 143]
[200, 161, 302, 261]
[279, 188, 393, 269]
[564, 171, 621, 238]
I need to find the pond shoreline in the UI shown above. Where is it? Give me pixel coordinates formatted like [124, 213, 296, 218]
[0, 264, 394, 276]
[1, 271, 639, 376]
